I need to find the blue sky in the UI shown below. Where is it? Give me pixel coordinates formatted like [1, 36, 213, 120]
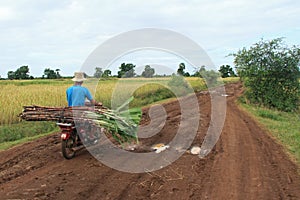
[0, 0, 299, 77]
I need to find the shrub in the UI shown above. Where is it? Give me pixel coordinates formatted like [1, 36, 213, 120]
[232, 38, 300, 112]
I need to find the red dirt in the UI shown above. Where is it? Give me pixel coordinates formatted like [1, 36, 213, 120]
[1, 82, 300, 200]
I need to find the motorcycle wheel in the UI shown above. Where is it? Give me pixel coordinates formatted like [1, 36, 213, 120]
[61, 136, 76, 159]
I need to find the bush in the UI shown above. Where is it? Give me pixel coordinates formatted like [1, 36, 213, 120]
[233, 38, 300, 112]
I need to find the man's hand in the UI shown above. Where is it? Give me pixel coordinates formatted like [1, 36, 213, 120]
[86, 100, 102, 108]
[91, 99, 102, 106]
[96, 102, 103, 106]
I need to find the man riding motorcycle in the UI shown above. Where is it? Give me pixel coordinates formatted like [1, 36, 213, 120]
[66, 72, 102, 143]
[66, 72, 102, 107]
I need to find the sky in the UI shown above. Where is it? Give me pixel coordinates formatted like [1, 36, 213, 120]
[0, 0, 299, 78]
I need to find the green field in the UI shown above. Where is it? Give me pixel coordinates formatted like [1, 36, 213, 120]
[0, 77, 238, 125]
[1, 77, 235, 148]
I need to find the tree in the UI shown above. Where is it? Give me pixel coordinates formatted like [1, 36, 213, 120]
[43, 68, 60, 79]
[94, 67, 103, 78]
[184, 72, 190, 77]
[7, 66, 30, 79]
[177, 62, 190, 76]
[232, 38, 300, 111]
[7, 71, 15, 80]
[141, 65, 155, 78]
[177, 62, 186, 76]
[15, 66, 30, 79]
[117, 63, 136, 78]
[218, 64, 236, 78]
[55, 69, 61, 78]
[102, 69, 112, 78]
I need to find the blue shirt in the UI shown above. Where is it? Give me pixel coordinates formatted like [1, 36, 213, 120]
[66, 85, 93, 106]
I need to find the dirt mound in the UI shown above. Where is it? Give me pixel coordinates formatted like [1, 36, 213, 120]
[1, 82, 300, 199]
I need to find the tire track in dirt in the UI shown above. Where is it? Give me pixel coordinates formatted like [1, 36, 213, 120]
[0, 82, 300, 199]
[0, 135, 61, 184]
[198, 84, 300, 199]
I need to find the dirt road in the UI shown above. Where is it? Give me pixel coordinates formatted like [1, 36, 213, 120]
[1, 83, 300, 199]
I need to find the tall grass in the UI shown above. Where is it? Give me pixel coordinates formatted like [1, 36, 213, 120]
[0, 84, 67, 124]
[0, 77, 238, 125]
[0, 77, 240, 150]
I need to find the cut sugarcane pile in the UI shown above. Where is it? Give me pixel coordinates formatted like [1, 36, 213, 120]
[19, 105, 141, 143]
[84, 107, 141, 143]
[19, 105, 95, 122]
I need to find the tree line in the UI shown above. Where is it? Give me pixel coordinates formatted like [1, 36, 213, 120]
[5, 67, 62, 80]
[95, 63, 236, 78]
[3, 37, 299, 112]
[3, 63, 236, 80]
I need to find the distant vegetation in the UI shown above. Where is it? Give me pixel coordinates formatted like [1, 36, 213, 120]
[141, 65, 155, 78]
[4, 62, 232, 80]
[43, 68, 61, 79]
[218, 64, 237, 78]
[7, 66, 33, 80]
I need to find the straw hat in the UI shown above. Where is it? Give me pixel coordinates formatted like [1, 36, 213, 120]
[72, 72, 86, 82]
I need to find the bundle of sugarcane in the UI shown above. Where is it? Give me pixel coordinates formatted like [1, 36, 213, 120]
[19, 105, 104, 123]
[19, 105, 141, 143]
[84, 107, 142, 143]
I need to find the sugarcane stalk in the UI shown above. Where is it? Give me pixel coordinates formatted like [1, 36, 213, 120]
[19, 104, 141, 144]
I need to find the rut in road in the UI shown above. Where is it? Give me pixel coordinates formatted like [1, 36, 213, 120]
[199, 87, 300, 199]
[0, 82, 299, 200]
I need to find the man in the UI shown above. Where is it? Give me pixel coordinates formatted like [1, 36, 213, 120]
[66, 72, 101, 107]
[66, 72, 101, 143]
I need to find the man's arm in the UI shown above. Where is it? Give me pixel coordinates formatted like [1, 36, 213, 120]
[91, 99, 102, 106]
[85, 88, 102, 106]
[66, 87, 73, 107]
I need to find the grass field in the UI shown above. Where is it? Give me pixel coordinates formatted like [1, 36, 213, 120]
[0, 77, 239, 125]
[0, 77, 239, 149]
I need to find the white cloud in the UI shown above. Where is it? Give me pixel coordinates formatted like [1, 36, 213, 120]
[0, 6, 15, 21]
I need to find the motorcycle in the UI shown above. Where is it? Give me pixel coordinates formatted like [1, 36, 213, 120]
[57, 120, 100, 159]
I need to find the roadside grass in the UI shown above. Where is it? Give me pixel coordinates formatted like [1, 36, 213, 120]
[0, 129, 58, 151]
[0, 121, 58, 143]
[240, 103, 300, 164]
[0, 121, 59, 150]
[0, 77, 239, 151]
